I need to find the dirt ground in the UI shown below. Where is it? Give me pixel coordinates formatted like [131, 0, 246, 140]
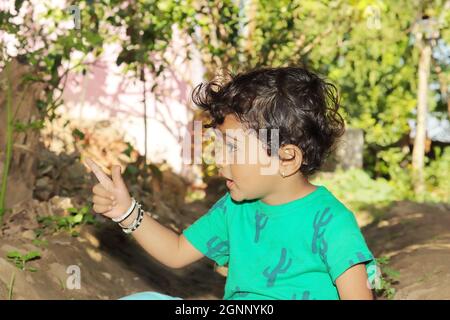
[362, 200, 450, 300]
[1, 195, 449, 300]
[0, 195, 227, 300]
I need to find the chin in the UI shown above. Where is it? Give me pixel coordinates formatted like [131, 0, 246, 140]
[229, 189, 259, 203]
[228, 190, 246, 202]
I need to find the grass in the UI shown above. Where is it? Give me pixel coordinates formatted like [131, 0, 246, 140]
[8, 272, 15, 300]
[32, 238, 49, 247]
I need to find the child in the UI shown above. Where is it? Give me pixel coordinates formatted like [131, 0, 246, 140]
[85, 66, 378, 300]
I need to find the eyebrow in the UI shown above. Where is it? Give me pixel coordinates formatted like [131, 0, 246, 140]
[224, 133, 243, 143]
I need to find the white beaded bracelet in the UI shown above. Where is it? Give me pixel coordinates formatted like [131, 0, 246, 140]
[112, 197, 136, 222]
[120, 202, 144, 234]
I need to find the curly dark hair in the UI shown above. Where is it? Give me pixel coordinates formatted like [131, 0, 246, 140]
[191, 66, 345, 176]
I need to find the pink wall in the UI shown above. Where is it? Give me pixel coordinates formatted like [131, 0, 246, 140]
[61, 25, 205, 182]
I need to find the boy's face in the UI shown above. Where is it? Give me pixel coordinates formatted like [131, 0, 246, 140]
[215, 114, 281, 202]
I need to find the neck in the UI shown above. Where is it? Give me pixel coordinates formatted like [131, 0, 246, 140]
[261, 174, 317, 205]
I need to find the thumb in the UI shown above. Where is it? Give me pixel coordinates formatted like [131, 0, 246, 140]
[111, 165, 126, 189]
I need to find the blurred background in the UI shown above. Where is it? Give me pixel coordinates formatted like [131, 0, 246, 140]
[0, 0, 449, 300]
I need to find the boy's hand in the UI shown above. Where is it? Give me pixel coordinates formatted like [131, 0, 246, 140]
[84, 157, 132, 220]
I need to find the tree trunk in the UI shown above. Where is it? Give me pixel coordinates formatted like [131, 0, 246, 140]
[0, 59, 45, 221]
[412, 43, 431, 198]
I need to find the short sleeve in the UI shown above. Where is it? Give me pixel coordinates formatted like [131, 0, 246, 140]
[182, 192, 231, 266]
[317, 207, 377, 285]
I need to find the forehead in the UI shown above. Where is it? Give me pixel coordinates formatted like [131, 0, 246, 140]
[216, 115, 265, 149]
[216, 114, 249, 140]
[217, 114, 243, 132]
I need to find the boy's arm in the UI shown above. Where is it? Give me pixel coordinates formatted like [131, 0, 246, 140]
[176, 234, 205, 268]
[335, 263, 374, 300]
[120, 207, 204, 269]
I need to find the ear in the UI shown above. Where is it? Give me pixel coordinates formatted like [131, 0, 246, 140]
[278, 144, 303, 177]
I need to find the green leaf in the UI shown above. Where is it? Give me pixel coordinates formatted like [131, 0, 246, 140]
[72, 128, 85, 140]
[72, 213, 83, 224]
[14, 0, 24, 11]
[83, 214, 96, 225]
[23, 251, 41, 262]
[125, 165, 139, 176]
[71, 231, 80, 237]
[67, 207, 78, 214]
[57, 218, 69, 228]
[122, 142, 134, 157]
[6, 251, 21, 259]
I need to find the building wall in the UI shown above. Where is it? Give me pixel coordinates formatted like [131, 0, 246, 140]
[61, 25, 205, 181]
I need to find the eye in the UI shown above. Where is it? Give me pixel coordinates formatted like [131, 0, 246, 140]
[226, 142, 237, 152]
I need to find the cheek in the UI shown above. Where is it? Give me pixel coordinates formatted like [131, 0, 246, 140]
[231, 164, 274, 192]
[230, 162, 258, 179]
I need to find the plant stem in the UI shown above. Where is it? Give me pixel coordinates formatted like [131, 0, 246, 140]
[141, 65, 148, 164]
[8, 272, 15, 300]
[0, 62, 14, 225]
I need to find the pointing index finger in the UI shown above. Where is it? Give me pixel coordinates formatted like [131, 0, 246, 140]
[85, 158, 114, 190]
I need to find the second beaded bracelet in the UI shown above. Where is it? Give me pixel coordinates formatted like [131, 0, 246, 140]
[120, 202, 145, 234]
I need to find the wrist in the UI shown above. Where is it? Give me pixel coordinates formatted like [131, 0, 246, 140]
[119, 205, 140, 228]
[112, 197, 136, 223]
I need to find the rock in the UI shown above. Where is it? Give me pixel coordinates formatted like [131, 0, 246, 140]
[35, 176, 50, 189]
[101, 272, 112, 280]
[50, 196, 74, 210]
[21, 230, 35, 240]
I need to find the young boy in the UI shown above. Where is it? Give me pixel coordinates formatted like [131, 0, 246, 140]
[86, 66, 378, 300]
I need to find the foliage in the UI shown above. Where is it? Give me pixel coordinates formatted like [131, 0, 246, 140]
[6, 251, 41, 272]
[36, 204, 97, 237]
[424, 146, 450, 202]
[312, 168, 402, 211]
[0, 0, 105, 120]
[176, 0, 449, 202]
[374, 256, 400, 300]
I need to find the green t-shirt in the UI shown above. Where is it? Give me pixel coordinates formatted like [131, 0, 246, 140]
[182, 185, 378, 300]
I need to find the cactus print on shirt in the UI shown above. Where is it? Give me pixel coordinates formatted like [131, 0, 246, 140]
[182, 185, 377, 300]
